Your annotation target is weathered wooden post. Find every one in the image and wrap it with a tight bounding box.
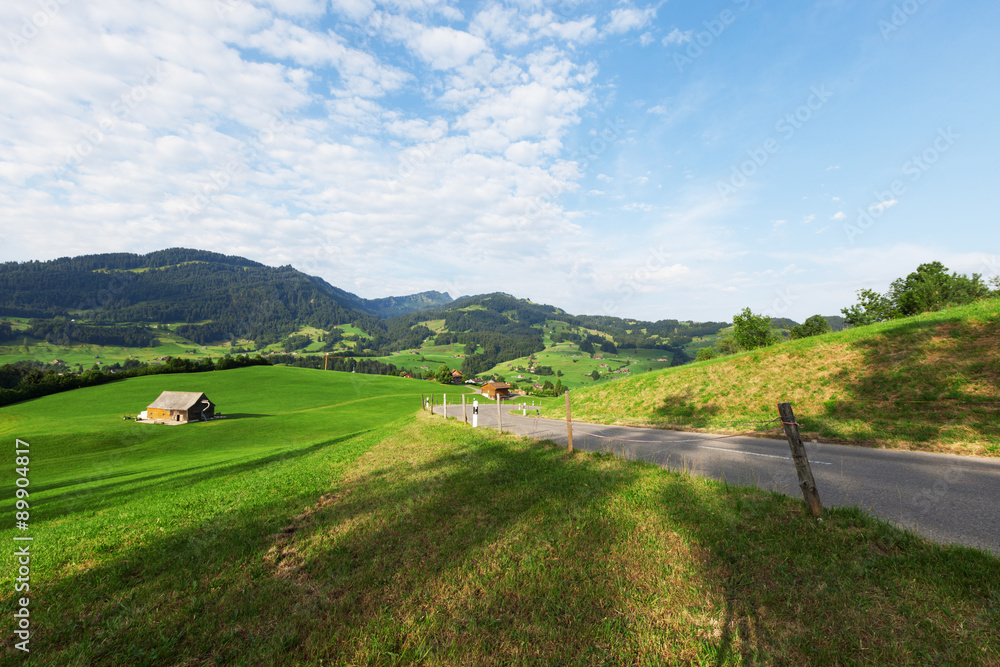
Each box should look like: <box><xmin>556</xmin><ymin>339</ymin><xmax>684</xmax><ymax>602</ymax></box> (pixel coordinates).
<box><xmin>463</xmin><ymin>394</ymin><xmax>467</xmax><ymax>424</ymax></box>
<box><xmin>443</xmin><ymin>393</ymin><xmax>447</xmax><ymax>419</ymax></box>
<box><xmin>777</xmin><ymin>402</ymin><xmax>823</xmax><ymax>517</ymax></box>
<box><xmin>565</xmin><ymin>391</ymin><xmax>574</xmax><ymax>453</ymax></box>
<box><xmin>497</xmin><ymin>396</ymin><xmax>503</xmax><ymax>433</ymax></box>
<box><xmin>421</xmin><ymin>393</ymin><xmax>424</xmax><ymax>411</ymax></box>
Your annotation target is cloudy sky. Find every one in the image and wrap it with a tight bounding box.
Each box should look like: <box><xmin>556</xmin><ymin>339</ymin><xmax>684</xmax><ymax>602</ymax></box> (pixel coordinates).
<box><xmin>1</xmin><ymin>0</ymin><xmax>997</xmax><ymax>322</ymax></box>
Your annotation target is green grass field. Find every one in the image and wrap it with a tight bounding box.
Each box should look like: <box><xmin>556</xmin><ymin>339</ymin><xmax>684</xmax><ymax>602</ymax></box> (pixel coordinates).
<box><xmin>2</xmin><ymin>384</ymin><xmax>997</xmax><ymax>664</ymax></box>
<box><xmin>543</xmin><ymin>298</ymin><xmax>1000</xmax><ymax>457</ymax></box>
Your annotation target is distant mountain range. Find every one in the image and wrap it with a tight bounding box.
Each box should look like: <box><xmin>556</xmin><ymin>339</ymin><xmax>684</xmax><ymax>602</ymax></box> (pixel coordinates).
<box><xmin>0</xmin><ymin>248</ymin><xmax>797</xmax><ymax>375</ymax></box>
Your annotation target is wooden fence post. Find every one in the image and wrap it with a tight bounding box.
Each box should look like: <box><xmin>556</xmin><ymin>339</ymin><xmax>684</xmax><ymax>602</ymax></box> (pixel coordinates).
<box><xmin>565</xmin><ymin>391</ymin><xmax>574</xmax><ymax>453</ymax></box>
<box><xmin>421</xmin><ymin>393</ymin><xmax>424</xmax><ymax>411</ymax></box>
<box><xmin>463</xmin><ymin>394</ymin><xmax>467</xmax><ymax>424</ymax></box>
<box><xmin>777</xmin><ymin>402</ymin><xmax>823</xmax><ymax>517</ymax></box>
<box><xmin>443</xmin><ymin>394</ymin><xmax>447</xmax><ymax>419</ymax></box>
<box><xmin>497</xmin><ymin>396</ymin><xmax>503</xmax><ymax>433</ymax></box>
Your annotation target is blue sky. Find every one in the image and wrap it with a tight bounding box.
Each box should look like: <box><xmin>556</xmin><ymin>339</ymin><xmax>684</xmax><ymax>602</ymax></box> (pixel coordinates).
<box><xmin>1</xmin><ymin>0</ymin><xmax>997</xmax><ymax>322</ymax></box>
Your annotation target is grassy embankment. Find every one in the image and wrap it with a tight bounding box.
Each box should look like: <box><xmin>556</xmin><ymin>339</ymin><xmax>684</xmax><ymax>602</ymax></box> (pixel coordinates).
<box><xmin>1</xmin><ymin>366</ymin><xmax>998</xmax><ymax>664</ymax></box>
<box><xmin>540</xmin><ymin>298</ymin><xmax>1000</xmax><ymax>457</ymax></box>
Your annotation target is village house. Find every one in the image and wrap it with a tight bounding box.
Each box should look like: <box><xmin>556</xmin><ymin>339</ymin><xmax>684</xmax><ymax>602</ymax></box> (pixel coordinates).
<box><xmin>481</xmin><ymin>380</ymin><xmax>510</xmax><ymax>400</ymax></box>
<box><xmin>142</xmin><ymin>391</ymin><xmax>215</xmax><ymax>424</ymax></box>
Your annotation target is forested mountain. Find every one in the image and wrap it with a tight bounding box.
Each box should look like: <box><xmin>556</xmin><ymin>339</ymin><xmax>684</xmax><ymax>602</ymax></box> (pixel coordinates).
<box><xmin>0</xmin><ymin>249</ymin><xmax>450</xmax><ymax>345</ymax></box>
<box><xmin>0</xmin><ymin>249</ymin><xmax>723</xmax><ymax>373</ymax></box>
<box><xmin>364</xmin><ymin>291</ymin><xmax>453</xmax><ymax>318</ymax></box>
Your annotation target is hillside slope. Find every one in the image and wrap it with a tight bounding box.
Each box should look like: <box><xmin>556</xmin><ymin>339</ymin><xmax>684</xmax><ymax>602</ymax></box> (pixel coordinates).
<box><xmin>546</xmin><ymin>298</ymin><xmax>1000</xmax><ymax>457</ymax></box>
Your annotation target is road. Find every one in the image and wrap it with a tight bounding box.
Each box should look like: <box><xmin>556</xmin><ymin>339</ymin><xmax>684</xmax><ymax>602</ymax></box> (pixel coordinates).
<box><xmin>435</xmin><ymin>401</ymin><xmax>1000</xmax><ymax>555</ymax></box>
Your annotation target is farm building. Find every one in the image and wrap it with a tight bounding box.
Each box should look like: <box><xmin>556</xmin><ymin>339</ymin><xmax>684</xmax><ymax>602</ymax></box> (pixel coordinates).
<box><xmin>144</xmin><ymin>391</ymin><xmax>216</xmax><ymax>423</ymax></box>
<box><xmin>481</xmin><ymin>381</ymin><xmax>510</xmax><ymax>400</ymax></box>
<box><xmin>450</xmin><ymin>369</ymin><xmax>463</xmax><ymax>381</ymax></box>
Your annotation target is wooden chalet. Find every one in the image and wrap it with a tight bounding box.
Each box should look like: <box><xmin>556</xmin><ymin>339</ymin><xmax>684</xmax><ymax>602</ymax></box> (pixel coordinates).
<box><xmin>450</xmin><ymin>369</ymin><xmax>463</xmax><ymax>381</ymax></box>
<box><xmin>481</xmin><ymin>381</ymin><xmax>510</xmax><ymax>400</ymax></box>
<box><xmin>145</xmin><ymin>391</ymin><xmax>215</xmax><ymax>423</ymax></box>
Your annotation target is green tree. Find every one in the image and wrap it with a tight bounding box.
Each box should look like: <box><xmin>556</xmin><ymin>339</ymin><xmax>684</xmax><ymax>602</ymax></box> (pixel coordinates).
<box><xmin>590</xmin><ymin>369</ymin><xmax>600</xmax><ymax>381</ymax></box>
<box><xmin>731</xmin><ymin>308</ymin><xmax>778</xmax><ymax>350</ymax></box>
<box><xmin>890</xmin><ymin>262</ymin><xmax>990</xmax><ymax>316</ymax></box>
<box><xmin>789</xmin><ymin>315</ymin><xmax>831</xmax><ymax>340</ymax></box>
<box><xmin>842</xmin><ymin>288</ymin><xmax>896</xmax><ymax>326</ymax></box>
<box><xmin>696</xmin><ymin>346</ymin><xmax>717</xmax><ymax>361</ymax></box>
<box><xmin>434</xmin><ymin>364</ymin><xmax>452</xmax><ymax>384</ymax></box>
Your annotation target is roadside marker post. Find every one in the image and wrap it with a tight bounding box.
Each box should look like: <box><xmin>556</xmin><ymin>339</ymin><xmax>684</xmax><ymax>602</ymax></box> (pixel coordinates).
<box><xmin>472</xmin><ymin>399</ymin><xmax>479</xmax><ymax>428</ymax></box>
<box><xmin>463</xmin><ymin>394</ymin><xmax>467</xmax><ymax>424</ymax></box>
<box><xmin>443</xmin><ymin>394</ymin><xmax>447</xmax><ymax>419</ymax></box>
<box><xmin>497</xmin><ymin>396</ymin><xmax>503</xmax><ymax>433</ymax></box>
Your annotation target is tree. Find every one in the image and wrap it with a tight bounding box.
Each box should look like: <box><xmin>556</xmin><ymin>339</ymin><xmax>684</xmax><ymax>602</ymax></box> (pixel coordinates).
<box><xmin>731</xmin><ymin>308</ymin><xmax>778</xmax><ymax>350</ymax></box>
<box><xmin>434</xmin><ymin>364</ymin><xmax>452</xmax><ymax>384</ymax></box>
<box><xmin>590</xmin><ymin>369</ymin><xmax>600</xmax><ymax>381</ymax></box>
<box><xmin>842</xmin><ymin>262</ymin><xmax>994</xmax><ymax>327</ymax></box>
<box><xmin>841</xmin><ymin>288</ymin><xmax>896</xmax><ymax>326</ymax></box>
<box><xmin>696</xmin><ymin>347</ymin><xmax>717</xmax><ymax>361</ymax></box>
<box><xmin>789</xmin><ymin>315</ymin><xmax>831</xmax><ymax>340</ymax></box>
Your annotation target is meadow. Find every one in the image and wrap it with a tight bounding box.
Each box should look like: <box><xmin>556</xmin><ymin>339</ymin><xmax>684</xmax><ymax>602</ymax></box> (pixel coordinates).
<box><xmin>0</xmin><ymin>366</ymin><xmax>997</xmax><ymax>664</ymax></box>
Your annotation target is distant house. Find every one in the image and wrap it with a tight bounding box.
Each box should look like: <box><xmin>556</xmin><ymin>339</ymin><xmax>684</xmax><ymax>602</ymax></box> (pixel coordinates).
<box><xmin>481</xmin><ymin>381</ymin><xmax>510</xmax><ymax>400</ymax></box>
<box><xmin>145</xmin><ymin>391</ymin><xmax>215</xmax><ymax>423</ymax></box>
<box><xmin>451</xmin><ymin>369</ymin><xmax>463</xmax><ymax>381</ymax></box>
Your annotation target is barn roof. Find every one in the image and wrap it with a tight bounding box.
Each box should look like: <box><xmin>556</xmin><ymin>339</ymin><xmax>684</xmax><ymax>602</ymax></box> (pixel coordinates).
<box><xmin>485</xmin><ymin>381</ymin><xmax>510</xmax><ymax>389</ymax></box>
<box><xmin>147</xmin><ymin>391</ymin><xmax>212</xmax><ymax>410</ymax></box>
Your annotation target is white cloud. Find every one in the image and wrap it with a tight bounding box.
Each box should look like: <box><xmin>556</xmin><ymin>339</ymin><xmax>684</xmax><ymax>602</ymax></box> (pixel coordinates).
<box><xmin>802</xmin><ymin>214</ymin><xmax>816</xmax><ymax>224</ymax></box>
<box><xmin>604</xmin><ymin>6</ymin><xmax>657</xmax><ymax>35</ymax></box>
<box><xmin>869</xmin><ymin>199</ymin><xmax>898</xmax><ymax>213</ymax></box>
<box><xmin>662</xmin><ymin>28</ymin><xmax>693</xmax><ymax>45</ymax></box>
<box><xmin>831</xmin><ymin>211</ymin><xmax>846</xmax><ymax>220</ymax></box>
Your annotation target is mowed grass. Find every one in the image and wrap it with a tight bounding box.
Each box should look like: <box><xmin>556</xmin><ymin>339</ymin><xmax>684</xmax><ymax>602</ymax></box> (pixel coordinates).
<box><xmin>2</xmin><ymin>407</ymin><xmax>997</xmax><ymax>665</ymax></box>
<box><xmin>545</xmin><ymin>299</ymin><xmax>1000</xmax><ymax>457</ymax></box>
<box><xmin>0</xmin><ymin>367</ymin><xmax>472</xmax><ymax>631</ymax></box>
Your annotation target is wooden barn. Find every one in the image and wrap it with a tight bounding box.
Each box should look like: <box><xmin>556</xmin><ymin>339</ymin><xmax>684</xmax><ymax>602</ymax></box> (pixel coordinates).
<box><xmin>481</xmin><ymin>381</ymin><xmax>510</xmax><ymax>400</ymax></box>
<box><xmin>145</xmin><ymin>391</ymin><xmax>216</xmax><ymax>423</ymax></box>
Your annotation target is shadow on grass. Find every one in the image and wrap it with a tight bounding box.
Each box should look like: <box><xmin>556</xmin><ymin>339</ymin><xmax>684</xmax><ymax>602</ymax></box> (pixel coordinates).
<box><xmin>653</xmin><ymin>391</ymin><xmax>721</xmax><ymax>427</ymax></box>
<box><xmin>17</xmin><ymin>420</ymin><xmax>1000</xmax><ymax>665</ymax></box>
<box><xmin>214</xmin><ymin>413</ymin><xmax>271</xmax><ymax>419</ymax></box>
<box><xmin>648</xmin><ymin>474</ymin><xmax>1000</xmax><ymax>665</ymax></box>
<box><xmin>22</xmin><ymin>425</ymin><xmax>650</xmax><ymax>665</ymax></box>
<box><xmin>815</xmin><ymin>314</ymin><xmax>1000</xmax><ymax>448</ymax></box>
<box><xmin>37</xmin><ymin>431</ymin><xmax>370</xmax><ymax>523</ymax></box>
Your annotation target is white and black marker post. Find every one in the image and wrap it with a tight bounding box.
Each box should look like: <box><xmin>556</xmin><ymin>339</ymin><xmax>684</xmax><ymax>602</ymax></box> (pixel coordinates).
<box><xmin>472</xmin><ymin>399</ymin><xmax>479</xmax><ymax>428</ymax></box>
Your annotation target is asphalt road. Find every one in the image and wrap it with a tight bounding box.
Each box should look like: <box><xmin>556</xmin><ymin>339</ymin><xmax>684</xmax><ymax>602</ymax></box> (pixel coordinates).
<box><xmin>435</xmin><ymin>401</ymin><xmax>1000</xmax><ymax>555</ymax></box>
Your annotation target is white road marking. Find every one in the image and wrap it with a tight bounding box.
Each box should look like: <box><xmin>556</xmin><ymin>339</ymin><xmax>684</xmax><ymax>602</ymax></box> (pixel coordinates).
<box><xmin>698</xmin><ymin>445</ymin><xmax>833</xmax><ymax>465</ymax></box>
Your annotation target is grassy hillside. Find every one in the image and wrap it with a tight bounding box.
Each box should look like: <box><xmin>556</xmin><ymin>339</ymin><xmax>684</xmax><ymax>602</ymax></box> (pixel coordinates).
<box><xmin>2</xmin><ymin>392</ymin><xmax>997</xmax><ymax>663</ymax></box>
<box><xmin>543</xmin><ymin>298</ymin><xmax>1000</xmax><ymax>457</ymax></box>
